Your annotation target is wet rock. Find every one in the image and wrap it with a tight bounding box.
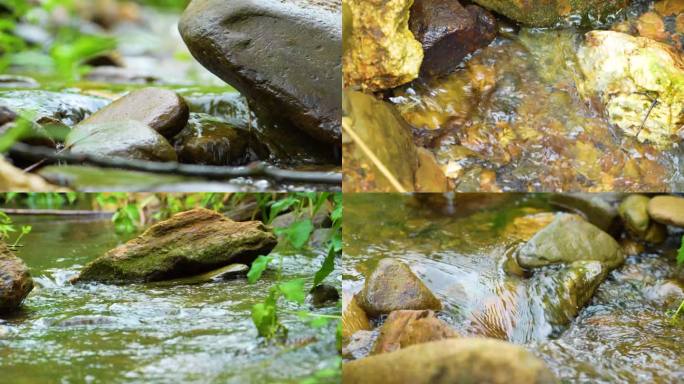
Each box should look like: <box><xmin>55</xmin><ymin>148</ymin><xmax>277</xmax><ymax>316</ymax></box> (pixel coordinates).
<box><xmin>549</xmin><ymin>193</ymin><xmax>620</xmax><ymax>233</ymax></box>
<box><xmin>0</xmin><ymin>75</ymin><xmax>38</xmax><ymax>89</ymax></box>
<box><xmin>78</xmin><ymin>88</ymin><xmax>189</xmax><ymax>139</ymax></box>
<box><xmin>648</xmin><ymin>195</ymin><xmax>684</xmax><ymax>227</ymax></box>
<box><xmin>576</xmin><ymin>31</ymin><xmax>684</xmax><ymax>147</ymax></box>
<box><xmin>0</xmin><ymin>157</ymin><xmax>62</xmax><ymax>191</ymax></box>
<box><xmin>0</xmin><ymin>91</ymin><xmax>109</xmax><ymax>127</ymax></box>
<box><xmin>343</xmin><ymin>0</ymin><xmax>423</xmax><ymax>91</ymax></box>
<box><xmin>73</xmin><ymin>208</ymin><xmax>277</xmax><ymax>284</ymax></box>
<box><xmin>0</xmin><ymin>106</ymin><xmax>16</xmax><ymax>126</ymax></box>
<box><xmin>174</xmin><ymin>113</ymin><xmax>260</xmax><ymax>166</ymax></box>
<box><xmin>517</xmin><ymin>214</ymin><xmax>624</xmax><ymax>270</ymax></box>
<box><xmin>37</xmin><ymin>165</ymin><xmax>193</xmax><ymax>192</ymax></box>
<box><xmin>179</xmin><ymin>0</ymin><xmax>341</xmax><ymax>145</ymax></box>
<box><xmin>271</xmin><ymin>206</ymin><xmax>331</xmax><ymax>229</ymax></box>
<box><xmin>506</xmin><ymin>212</ymin><xmax>556</xmax><ymax>242</ymax></box>
<box><xmin>342</xmin><ymin>90</ymin><xmax>418</xmax><ymax>192</ymax></box>
<box><xmin>310</xmin><ymin>284</ymin><xmax>340</xmax><ymax>307</ymax></box>
<box><xmin>372</xmin><ymin>310</ymin><xmax>458</xmax><ymax>355</ymax></box>
<box><xmin>65</xmin><ymin>121</ymin><xmax>178</xmax><ymax>162</ymax></box>
<box><xmin>356</xmin><ymin>258</ymin><xmax>442</xmax><ymax>317</ymax></box>
<box><xmin>343</xmin><ymin>296</ymin><xmax>372</xmax><ymax>338</ymax></box>
<box><xmin>85</xmin><ymin>66</ymin><xmax>158</xmax><ymax>84</ymax></box>
<box><xmin>0</xmin><ymin>242</ymin><xmax>34</xmax><ymax>313</ymax></box>
<box><xmin>619</xmin><ymin>194</ymin><xmax>667</xmax><ymax>243</ymax></box>
<box><xmin>149</xmin><ymin>263</ymin><xmax>250</xmax><ymax>287</ymax></box>
<box><xmin>535</xmin><ymin>261</ymin><xmax>607</xmax><ymax>327</ymax></box>
<box><xmin>309</xmin><ymin>228</ymin><xmax>332</xmax><ymax>249</ymax></box>
<box><xmin>415</xmin><ymin>147</ymin><xmax>448</xmax><ymax>192</ymax></box>
<box><xmin>343</xmin><ymin>330</ymin><xmax>374</xmax><ymax>359</ymax></box>
<box><xmin>409</xmin><ymin>0</ymin><xmax>496</xmax><ymax>78</ymax></box>
<box><xmin>471</xmin><ymin>0</ymin><xmax>627</xmax><ymax>27</ymax></box>
<box><xmin>643</xmin><ymin>279</ymin><xmax>684</xmax><ymax>306</ymax></box>
<box><xmin>343</xmin><ymin>338</ymin><xmax>559</xmax><ymax>384</ymax></box>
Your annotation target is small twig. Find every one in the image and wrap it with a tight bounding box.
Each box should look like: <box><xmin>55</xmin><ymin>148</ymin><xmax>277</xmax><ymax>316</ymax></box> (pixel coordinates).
<box><xmin>635</xmin><ymin>97</ymin><xmax>659</xmax><ymax>140</ymax></box>
<box><xmin>9</xmin><ymin>142</ymin><xmax>342</xmax><ymax>185</ymax></box>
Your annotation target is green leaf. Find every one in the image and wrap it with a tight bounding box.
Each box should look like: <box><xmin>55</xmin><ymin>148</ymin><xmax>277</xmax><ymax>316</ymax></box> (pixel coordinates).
<box><xmin>313</xmin><ymin>246</ymin><xmax>337</xmax><ymax>287</ymax></box>
<box><xmin>331</xmin><ymin>193</ymin><xmax>342</xmax><ymax>223</ymax></box>
<box><xmin>278</xmin><ymin>219</ymin><xmax>314</xmax><ymax>249</ymax></box>
<box><xmin>278</xmin><ymin>278</ymin><xmax>306</xmax><ymax>304</ymax></box>
<box><xmin>269</xmin><ymin>197</ymin><xmax>297</xmax><ymax>224</ymax></box>
<box><xmin>677</xmin><ymin>235</ymin><xmax>684</xmax><ymax>265</ymax></box>
<box><xmin>247</xmin><ymin>255</ymin><xmax>273</xmax><ymax>284</ymax></box>
<box><xmin>251</xmin><ymin>289</ymin><xmax>280</xmax><ymax>338</ymax></box>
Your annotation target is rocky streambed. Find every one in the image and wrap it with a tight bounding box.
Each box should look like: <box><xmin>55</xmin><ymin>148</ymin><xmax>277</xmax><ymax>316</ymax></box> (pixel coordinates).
<box><xmin>343</xmin><ymin>0</ymin><xmax>684</xmax><ymax>192</ymax></box>
<box><xmin>0</xmin><ymin>209</ymin><xmax>339</xmax><ymax>383</ymax></box>
<box><xmin>0</xmin><ymin>1</ymin><xmax>341</xmax><ymax>192</ymax></box>
<box><xmin>342</xmin><ymin>193</ymin><xmax>684</xmax><ymax>383</ymax></box>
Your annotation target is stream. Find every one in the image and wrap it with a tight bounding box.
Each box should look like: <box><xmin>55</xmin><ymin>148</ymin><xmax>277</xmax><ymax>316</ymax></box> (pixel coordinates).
<box><xmin>0</xmin><ymin>215</ymin><xmax>339</xmax><ymax>383</ymax></box>
<box><xmin>343</xmin><ymin>193</ymin><xmax>684</xmax><ymax>383</ymax></box>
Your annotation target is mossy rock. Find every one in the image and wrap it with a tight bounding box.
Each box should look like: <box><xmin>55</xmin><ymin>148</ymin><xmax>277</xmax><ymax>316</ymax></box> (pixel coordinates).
<box><xmin>73</xmin><ymin>208</ymin><xmax>277</xmax><ymax>284</ymax></box>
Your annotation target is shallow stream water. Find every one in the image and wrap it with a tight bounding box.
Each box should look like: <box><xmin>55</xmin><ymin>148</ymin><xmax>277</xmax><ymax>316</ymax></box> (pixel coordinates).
<box><xmin>343</xmin><ymin>193</ymin><xmax>684</xmax><ymax>383</ymax></box>
<box><xmin>0</xmin><ymin>216</ymin><xmax>339</xmax><ymax>383</ymax></box>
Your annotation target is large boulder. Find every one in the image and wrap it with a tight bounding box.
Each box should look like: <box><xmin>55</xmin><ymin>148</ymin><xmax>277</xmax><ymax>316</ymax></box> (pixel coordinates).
<box><xmin>356</xmin><ymin>258</ymin><xmax>442</xmax><ymax>317</ymax></box>
<box><xmin>77</xmin><ymin>88</ymin><xmax>189</xmax><ymax>139</ymax></box>
<box><xmin>179</xmin><ymin>0</ymin><xmax>341</xmax><ymax>145</ymax></box>
<box><xmin>471</xmin><ymin>0</ymin><xmax>627</xmax><ymax>27</ymax></box>
<box><xmin>343</xmin><ymin>338</ymin><xmax>559</xmax><ymax>384</ymax></box>
<box><xmin>343</xmin><ymin>0</ymin><xmax>423</xmax><ymax>91</ymax></box>
<box><xmin>0</xmin><ymin>242</ymin><xmax>34</xmax><ymax>313</ymax></box>
<box><xmin>73</xmin><ymin>208</ymin><xmax>277</xmax><ymax>284</ymax></box>
<box><xmin>371</xmin><ymin>310</ymin><xmax>458</xmax><ymax>354</ymax></box>
<box><xmin>517</xmin><ymin>214</ymin><xmax>624</xmax><ymax>270</ymax></box>
<box><xmin>409</xmin><ymin>0</ymin><xmax>496</xmax><ymax>78</ymax></box>
<box><xmin>65</xmin><ymin>121</ymin><xmax>178</xmax><ymax>162</ymax></box>
<box><xmin>576</xmin><ymin>31</ymin><xmax>684</xmax><ymax>147</ymax></box>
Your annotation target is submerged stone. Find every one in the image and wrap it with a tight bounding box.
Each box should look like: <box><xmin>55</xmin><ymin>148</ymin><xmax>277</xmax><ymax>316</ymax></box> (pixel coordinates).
<box><xmin>73</xmin><ymin>208</ymin><xmax>277</xmax><ymax>284</ymax></box>
<box><xmin>576</xmin><ymin>31</ymin><xmax>684</xmax><ymax>147</ymax></box>
<box><xmin>356</xmin><ymin>258</ymin><xmax>442</xmax><ymax>317</ymax></box>
<box><xmin>65</xmin><ymin>121</ymin><xmax>178</xmax><ymax>162</ymax></box>
<box><xmin>343</xmin><ymin>0</ymin><xmax>423</xmax><ymax>91</ymax></box>
<box><xmin>343</xmin><ymin>338</ymin><xmax>559</xmax><ymax>384</ymax></box>
<box><xmin>409</xmin><ymin>0</ymin><xmax>496</xmax><ymax>78</ymax></box>
<box><xmin>77</xmin><ymin>88</ymin><xmax>189</xmax><ymax>139</ymax></box>
<box><xmin>0</xmin><ymin>242</ymin><xmax>34</xmax><ymax>313</ymax></box>
<box><xmin>179</xmin><ymin>0</ymin><xmax>341</xmax><ymax>145</ymax></box>
<box><xmin>517</xmin><ymin>214</ymin><xmax>623</xmax><ymax>270</ymax></box>
<box><xmin>0</xmin><ymin>90</ymin><xmax>109</xmax><ymax>127</ymax></box>
<box><xmin>371</xmin><ymin>309</ymin><xmax>458</xmax><ymax>355</ymax></box>
<box><xmin>471</xmin><ymin>0</ymin><xmax>627</xmax><ymax>27</ymax></box>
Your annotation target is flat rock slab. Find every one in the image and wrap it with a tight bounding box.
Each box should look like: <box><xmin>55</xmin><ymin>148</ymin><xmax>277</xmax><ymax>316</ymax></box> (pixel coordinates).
<box><xmin>73</xmin><ymin>208</ymin><xmax>277</xmax><ymax>284</ymax></box>
<box><xmin>65</xmin><ymin>121</ymin><xmax>178</xmax><ymax>162</ymax></box>
<box><xmin>179</xmin><ymin>0</ymin><xmax>341</xmax><ymax>145</ymax></box>
<box><xmin>78</xmin><ymin>88</ymin><xmax>189</xmax><ymax>139</ymax></box>
<box><xmin>0</xmin><ymin>242</ymin><xmax>34</xmax><ymax>313</ymax></box>
<box><xmin>343</xmin><ymin>338</ymin><xmax>559</xmax><ymax>384</ymax></box>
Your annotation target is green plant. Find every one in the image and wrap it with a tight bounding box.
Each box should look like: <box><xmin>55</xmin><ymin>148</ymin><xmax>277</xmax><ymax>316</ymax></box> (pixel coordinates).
<box><xmin>248</xmin><ymin>193</ymin><xmax>342</xmax><ymax>342</ymax></box>
<box><xmin>673</xmin><ymin>235</ymin><xmax>684</xmax><ymax>321</ymax></box>
<box><xmin>0</xmin><ymin>210</ymin><xmax>31</xmax><ymax>249</ymax></box>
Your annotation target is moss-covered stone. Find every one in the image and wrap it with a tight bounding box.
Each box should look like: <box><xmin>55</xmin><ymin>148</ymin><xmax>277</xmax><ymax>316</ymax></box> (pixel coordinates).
<box><xmin>576</xmin><ymin>31</ymin><xmax>684</xmax><ymax>147</ymax></box>
<box><xmin>343</xmin><ymin>338</ymin><xmax>559</xmax><ymax>384</ymax></box>
<box><xmin>343</xmin><ymin>0</ymin><xmax>423</xmax><ymax>91</ymax></box>
<box><xmin>517</xmin><ymin>214</ymin><xmax>623</xmax><ymax>270</ymax></box>
<box><xmin>0</xmin><ymin>242</ymin><xmax>33</xmax><ymax>313</ymax></box>
<box><xmin>73</xmin><ymin>208</ymin><xmax>277</xmax><ymax>284</ymax></box>
<box><xmin>472</xmin><ymin>0</ymin><xmax>627</xmax><ymax>27</ymax></box>
<box><xmin>356</xmin><ymin>258</ymin><xmax>442</xmax><ymax>317</ymax></box>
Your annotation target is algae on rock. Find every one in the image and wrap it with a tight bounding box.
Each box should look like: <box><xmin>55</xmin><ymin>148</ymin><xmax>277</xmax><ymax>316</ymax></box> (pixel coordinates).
<box><xmin>343</xmin><ymin>0</ymin><xmax>423</xmax><ymax>91</ymax></box>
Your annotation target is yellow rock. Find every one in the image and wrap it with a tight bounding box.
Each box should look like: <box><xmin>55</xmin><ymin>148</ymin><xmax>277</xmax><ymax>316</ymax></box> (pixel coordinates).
<box><xmin>342</xmin><ymin>295</ymin><xmax>371</xmax><ymax>339</ymax></box>
<box><xmin>577</xmin><ymin>31</ymin><xmax>684</xmax><ymax>147</ymax></box>
<box><xmin>0</xmin><ymin>157</ymin><xmax>64</xmax><ymax>191</ymax></box>
<box><xmin>343</xmin><ymin>0</ymin><xmax>423</xmax><ymax>91</ymax></box>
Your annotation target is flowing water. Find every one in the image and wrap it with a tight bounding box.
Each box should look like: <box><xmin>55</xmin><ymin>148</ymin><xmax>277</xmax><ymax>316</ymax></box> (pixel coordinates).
<box><xmin>343</xmin><ymin>193</ymin><xmax>684</xmax><ymax>383</ymax></box>
<box><xmin>0</xmin><ymin>216</ymin><xmax>339</xmax><ymax>383</ymax></box>
<box><xmin>387</xmin><ymin>1</ymin><xmax>684</xmax><ymax>192</ymax></box>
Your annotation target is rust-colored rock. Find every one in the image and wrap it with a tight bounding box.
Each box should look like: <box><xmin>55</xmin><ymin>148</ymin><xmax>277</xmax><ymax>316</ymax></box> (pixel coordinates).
<box><xmin>372</xmin><ymin>310</ymin><xmax>458</xmax><ymax>354</ymax></box>
<box><xmin>0</xmin><ymin>242</ymin><xmax>33</xmax><ymax>313</ymax></box>
<box><xmin>409</xmin><ymin>0</ymin><xmax>496</xmax><ymax>78</ymax></box>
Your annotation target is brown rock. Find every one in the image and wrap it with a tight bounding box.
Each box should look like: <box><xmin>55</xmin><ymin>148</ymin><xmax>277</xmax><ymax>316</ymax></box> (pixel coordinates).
<box><xmin>648</xmin><ymin>195</ymin><xmax>684</xmax><ymax>227</ymax></box>
<box><xmin>78</xmin><ymin>88</ymin><xmax>189</xmax><ymax>139</ymax></box>
<box><xmin>0</xmin><ymin>242</ymin><xmax>34</xmax><ymax>313</ymax></box>
<box><xmin>356</xmin><ymin>258</ymin><xmax>442</xmax><ymax>317</ymax></box>
<box><xmin>343</xmin><ymin>295</ymin><xmax>372</xmax><ymax>338</ymax></box>
<box><xmin>410</xmin><ymin>0</ymin><xmax>496</xmax><ymax>77</ymax></box>
<box><xmin>372</xmin><ymin>310</ymin><xmax>458</xmax><ymax>354</ymax></box>
<box><xmin>73</xmin><ymin>208</ymin><xmax>277</xmax><ymax>284</ymax></box>
<box><xmin>343</xmin><ymin>338</ymin><xmax>559</xmax><ymax>384</ymax></box>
